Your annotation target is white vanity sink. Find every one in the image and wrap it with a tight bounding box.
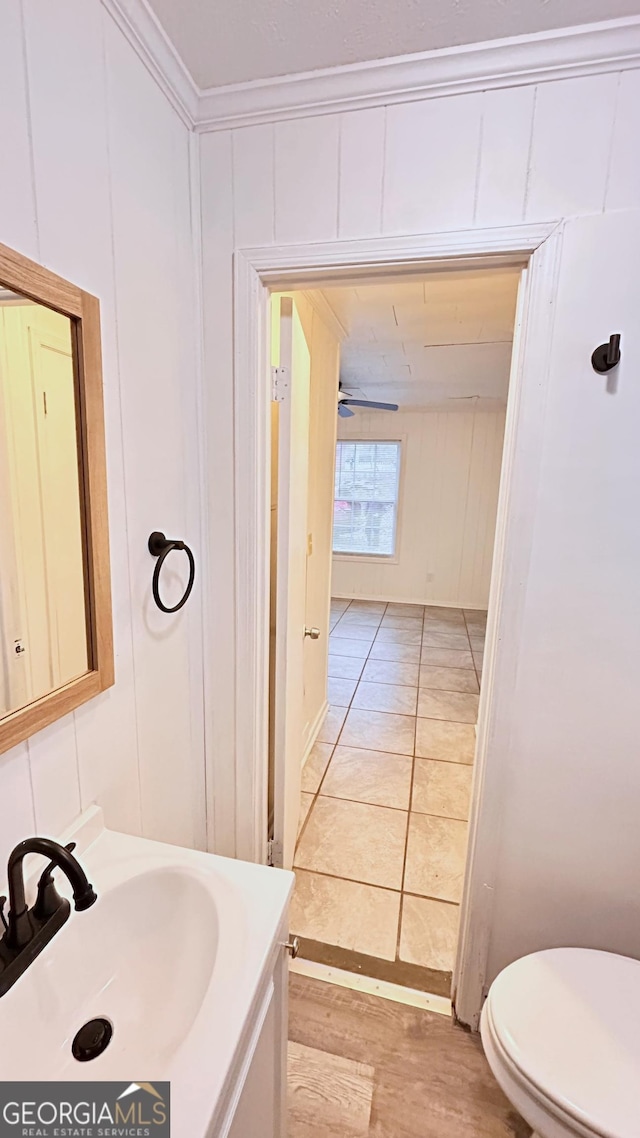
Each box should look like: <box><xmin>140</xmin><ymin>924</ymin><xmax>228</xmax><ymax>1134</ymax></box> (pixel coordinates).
<box><xmin>0</xmin><ymin>808</ymin><xmax>293</xmax><ymax>1138</ymax></box>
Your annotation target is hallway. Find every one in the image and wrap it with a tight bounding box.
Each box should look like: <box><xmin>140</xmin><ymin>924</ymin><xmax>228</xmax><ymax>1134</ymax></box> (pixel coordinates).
<box><xmin>291</xmin><ymin>599</ymin><xmax>486</xmax><ymax>992</ymax></box>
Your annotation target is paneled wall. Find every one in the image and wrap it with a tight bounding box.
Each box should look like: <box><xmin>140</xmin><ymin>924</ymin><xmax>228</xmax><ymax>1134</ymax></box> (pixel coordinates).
<box><xmin>199</xmin><ymin>60</ymin><xmax>640</xmax><ymax>987</ymax></box>
<box><xmin>0</xmin><ymin>0</ymin><xmax>206</xmax><ymax>870</ymax></box>
<box><xmin>332</xmin><ymin>408</ymin><xmax>506</xmax><ymax>609</ymax></box>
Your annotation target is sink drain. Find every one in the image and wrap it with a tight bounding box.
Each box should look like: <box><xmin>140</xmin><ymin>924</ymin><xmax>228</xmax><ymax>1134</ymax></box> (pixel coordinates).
<box><xmin>72</xmin><ymin>1017</ymin><xmax>113</xmax><ymax>1062</ymax></box>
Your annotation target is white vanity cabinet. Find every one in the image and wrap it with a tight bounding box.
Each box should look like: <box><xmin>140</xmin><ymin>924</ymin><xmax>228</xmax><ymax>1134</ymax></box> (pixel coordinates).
<box><xmin>0</xmin><ymin>810</ymin><xmax>295</xmax><ymax>1138</ymax></box>
<box><xmin>216</xmin><ymin>915</ymin><xmax>290</xmax><ymax>1138</ymax></box>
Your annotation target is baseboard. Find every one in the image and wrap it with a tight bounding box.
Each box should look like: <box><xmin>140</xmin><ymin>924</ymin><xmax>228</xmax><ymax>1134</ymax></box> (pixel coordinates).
<box><xmin>332</xmin><ymin>594</ymin><xmax>487</xmax><ymax>611</ymax></box>
<box><xmin>301</xmin><ymin>699</ymin><xmax>329</xmax><ymax>767</ymax></box>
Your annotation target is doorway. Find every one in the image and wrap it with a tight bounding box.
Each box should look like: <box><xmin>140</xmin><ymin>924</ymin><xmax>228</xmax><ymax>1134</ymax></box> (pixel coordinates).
<box><xmin>231</xmin><ymin>221</ymin><xmax>559</xmax><ymax>1025</ymax></box>
<box><xmin>270</xmin><ymin>266</ymin><xmax>521</xmax><ymax>997</ymax></box>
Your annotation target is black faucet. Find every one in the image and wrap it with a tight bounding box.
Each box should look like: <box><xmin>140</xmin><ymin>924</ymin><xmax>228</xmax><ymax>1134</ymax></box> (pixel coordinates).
<box><xmin>0</xmin><ymin>837</ymin><xmax>97</xmax><ymax>998</ymax></box>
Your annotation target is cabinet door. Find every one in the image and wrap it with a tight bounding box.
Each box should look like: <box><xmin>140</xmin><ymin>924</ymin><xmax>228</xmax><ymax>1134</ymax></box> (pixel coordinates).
<box><xmin>227</xmin><ymin>982</ymin><xmax>278</xmax><ymax>1138</ymax></box>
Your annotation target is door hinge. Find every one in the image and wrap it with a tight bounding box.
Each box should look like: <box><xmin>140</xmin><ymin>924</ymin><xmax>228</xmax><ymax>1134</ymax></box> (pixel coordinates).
<box><xmin>267</xmin><ymin>838</ymin><xmax>283</xmax><ymax>868</ymax></box>
<box><xmin>271</xmin><ymin>366</ymin><xmax>289</xmax><ymax>402</ymax></box>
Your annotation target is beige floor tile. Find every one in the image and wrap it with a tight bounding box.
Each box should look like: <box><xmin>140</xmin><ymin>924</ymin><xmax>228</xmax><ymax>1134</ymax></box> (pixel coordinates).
<box><xmin>352</xmin><ymin>680</ymin><xmax>417</xmax><ymax>715</ymax></box>
<box><xmin>420</xmin><ymin>646</ymin><xmax>474</xmax><ymax>669</ymax></box>
<box><xmin>328</xmin><ymin>676</ymin><xmax>358</xmax><ymax>707</ymax></box>
<box><xmin>399</xmin><ymin>895</ymin><xmax>460</xmax><ymax>971</ymax></box>
<box><xmin>361</xmin><ymin>658</ymin><xmax>419</xmax><ymax>687</ymax></box>
<box><xmin>417</xmin><ymin>688</ymin><xmax>479</xmax><ymax>724</ymax></box>
<box><xmin>404</xmin><ymin>813</ymin><xmax>468</xmax><ymax>902</ymax></box>
<box><xmin>369</xmin><ymin>640</ymin><xmax>421</xmax><ymax>664</ymax></box>
<box><xmin>424</xmin><ymin>606</ymin><xmax>465</xmax><ymax>623</ymax></box>
<box><xmin>329</xmin><ymin>636</ymin><xmax>371</xmax><ymax>659</ymax></box>
<box><xmin>412</xmin><ymin>759</ymin><xmax>472</xmax><ymax>820</ymax></box>
<box><xmin>332</xmin><ymin>623</ymin><xmax>376</xmax><ymax>642</ymax></box>
<box><xmin>466</xmin><ymin>627</ymin><xmax>487</xmax><ymax>643</ymax></box>
<box><xmin>322</xmin><ymin>746</ymin><xmax>413</xmax><ymax>809</ymax></box>
<box><xmin>297</xmin><ymin>792</ymin><xmax>315</xmax><ymax>836</ymax></box>
<box><xmin>294</xmin><ymin>797</ymin><xmax>407</xmax><ymax>888</ymax></box>
<box><xmin>464</xmin><ymin>609</ymin><xmax>487</xmax><ymax>629</ymax></box>
<box><xmin>317</xmin><ymin>705</ymin><xmax>348</xmax><ymax>744</ymax></box>
<box><xmin>347</xmin><ymin>600</ymin><xmax>386</xmax><ymax>613</ymax></box>
<box><xmin>380</xmin><ymin>615</ymin><xmax>424</xmax><ymax>631</ymax></box>
<box><xmin>288</xmin><ymin>1040</ymin><xmax>375</xmax><ymax>1136</ymax></box>
<box><xmin>340</xmin><ymin>708</ymin><xmax>415</xmax><ymax>756</ymax></box>
<box><xmin>422</xmin><ymin>628</ymin><xmax>470</xmax><ymax>650</ymax></box>
<box><xmin>290</xmin><ymin>871</ymin><xmax>400</xmax><ymax>960</ymax></box>
<box><xmin>301</xmin><ymin>741</ymin><xmax>334</xmax><ymax>792</ymax></box>
<box><xmin>385</xmin><ymin>603</ymin><xmax>424</xmax><ymax>616</ymax></box>
<box><xmin>330</xmin><ymin>598</ymin><xmax>350</xmax><ymax>612</ymax></box>
<box><xmin>328</xmin><ymin>654</ymin><xmax>364</xmax><ymax>680</ymax></box>
<box><xmin>419</xmin><ymin>665</ymin><xmax>479</xmax><ymax>694</ymax></box>
<box><xmin>375</xmin><ymin>627</ymin><xmax>422</xmax><ymax>646</ymax></box>
<box><xmin>469</xmin><ymin>634</ymin><xmax>486</xmax><ymax>655</ymax></box>
<box><xmin>423</xmin><ymin>623</ymin><xmax>469</xmax><ymax>643</ymax></box>
<box><xmin>415</xmin><ymin>718</ymin><xmax>476</xmax><ymax>764</ymax></box>
<box><xmin>337</xmin><ymin>612</ymin><xmax>382</xmax><ymax>628</ymax></box>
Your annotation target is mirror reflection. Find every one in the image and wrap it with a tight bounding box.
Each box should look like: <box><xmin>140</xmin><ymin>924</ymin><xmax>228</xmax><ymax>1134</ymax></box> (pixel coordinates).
<box><xmin>0</xmin><ymin>287</ymin><xmax>89</xmax><ymax>718</ymax></box>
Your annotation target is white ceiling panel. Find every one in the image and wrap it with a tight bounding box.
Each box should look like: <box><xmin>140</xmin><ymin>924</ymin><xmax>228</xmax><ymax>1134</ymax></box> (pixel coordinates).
<box><xmin>148</xmin><ymin>0</ymin><xmax>640</xmax><ymax>89</ymax></box>
<box><xmin>324</xmin><ymin>268</ymin><xmax>520</xmax><ymax>411</ymax></box>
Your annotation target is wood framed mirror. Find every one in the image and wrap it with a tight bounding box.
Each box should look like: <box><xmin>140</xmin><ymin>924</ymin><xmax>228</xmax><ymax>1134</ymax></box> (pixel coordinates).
<box><xmin>0</xmin><ymin>242</ymin><xmax>113</xmax><ymax>754</ymax></box>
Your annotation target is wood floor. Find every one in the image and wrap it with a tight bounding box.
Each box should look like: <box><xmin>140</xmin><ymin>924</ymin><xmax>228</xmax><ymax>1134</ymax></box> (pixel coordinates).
<box><xmin>288</xmin><ymin>974</ymin><xmax>532</xmax><ymax>1138</ymax></box>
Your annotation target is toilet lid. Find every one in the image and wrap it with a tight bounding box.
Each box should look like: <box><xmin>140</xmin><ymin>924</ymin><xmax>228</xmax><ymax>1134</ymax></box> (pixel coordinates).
<box><xmin>486</xmin><ymin>948</ymin><xmax>640</xmax><ymax>1138</ymax></box>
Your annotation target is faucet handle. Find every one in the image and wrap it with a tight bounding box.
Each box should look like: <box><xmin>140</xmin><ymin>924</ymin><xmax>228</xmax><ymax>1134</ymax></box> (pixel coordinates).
<box><xmin>33</xmin><ymin>842</ymin><xmax>76</xmax><ymax>921</ymax></box>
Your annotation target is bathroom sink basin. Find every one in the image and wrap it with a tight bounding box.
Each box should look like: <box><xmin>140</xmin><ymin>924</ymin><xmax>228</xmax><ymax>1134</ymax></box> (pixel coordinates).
<box><xmin>0</xmin><ymin>808</ymin><xmax>293</xmax><ymax>1137</ymax></box>
<box><xmin>0</xmin><ymin>867</ymin><xmax>220</xmax><ymax>1076</ymax></box>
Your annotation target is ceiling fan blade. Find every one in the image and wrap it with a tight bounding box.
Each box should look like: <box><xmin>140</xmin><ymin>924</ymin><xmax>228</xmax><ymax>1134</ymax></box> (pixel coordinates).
<box><xmin>338</xmin><ymin>403</ymin><xmax>355</xmax><ymax>418</ymax></box>
<box><xmin>341</xmin><ymin>399</ymin><xmax>399</xmax><ymax>412</ymax></box>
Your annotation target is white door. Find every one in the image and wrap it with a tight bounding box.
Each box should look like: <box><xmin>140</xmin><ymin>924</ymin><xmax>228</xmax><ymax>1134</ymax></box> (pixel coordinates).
<box><xmin>272</xmin><ymin>296</ymin><xmax>311</xmax><ymax>869</ymax></box>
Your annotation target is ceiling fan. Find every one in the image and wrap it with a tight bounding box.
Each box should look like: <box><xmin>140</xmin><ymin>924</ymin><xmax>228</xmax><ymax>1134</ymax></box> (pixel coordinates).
<box><xmin>338</xmin><ymin>381</ymin><xmax>399</xmax><ymax>419</ymax></box>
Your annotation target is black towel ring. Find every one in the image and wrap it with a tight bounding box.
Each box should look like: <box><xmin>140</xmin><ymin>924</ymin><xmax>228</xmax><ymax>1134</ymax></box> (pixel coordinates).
<box><xmin>148</xmin><ymin>531</ymin><xmax>195</xmax><ymax>613</ymax></box>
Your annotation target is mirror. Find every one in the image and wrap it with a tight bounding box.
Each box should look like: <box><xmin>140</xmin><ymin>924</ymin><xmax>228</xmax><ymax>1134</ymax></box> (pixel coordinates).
<box><xmin>0</xmin><ymin>243</ymin><xmax>113</xmax><ymax>753</ymax></box>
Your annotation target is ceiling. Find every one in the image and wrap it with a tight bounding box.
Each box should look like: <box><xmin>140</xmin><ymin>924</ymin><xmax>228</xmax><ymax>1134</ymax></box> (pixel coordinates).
<box><xmin>322</xmin><ymin>268</ymin><xmax>520</xmax><ymax>411</ymax></box>
<box><xmin>147</xmin><ymin>0</ymin><xmax>640</xmax><ymax>88</ymax></box>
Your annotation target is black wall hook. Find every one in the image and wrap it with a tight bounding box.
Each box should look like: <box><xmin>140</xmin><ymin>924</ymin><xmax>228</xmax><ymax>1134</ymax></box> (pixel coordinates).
<box><xmin>148</xmin><ymin>531</ymin><xmax>195</xmax><ymax>613</ymax></box>
<box><xmin>591</xmin><ymin>334</ymin><xmax>621</xmax><ymax>374</ymax></box>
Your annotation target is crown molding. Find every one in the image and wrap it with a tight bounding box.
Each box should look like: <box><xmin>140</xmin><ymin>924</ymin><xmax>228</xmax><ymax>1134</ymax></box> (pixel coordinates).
<box><xmin>100</xmin><ymin>4</ymin><xmax>640</xmax><ymax>136</ymax></box>
<box><xmin>101</xmin><ymin>0</ymin><xmax>199</xmax><ymax>127</ymax></box>
<box><xmin>196</xmin><ymin>16</ymin><xmax>640</xmax><ymax>132</ymax></box>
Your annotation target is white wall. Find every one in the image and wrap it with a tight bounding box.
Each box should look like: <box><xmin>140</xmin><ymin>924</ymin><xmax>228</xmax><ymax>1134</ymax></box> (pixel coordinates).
<box><xmin>0</xmin><ymin>0</ymin><xmax>206</xmax><ymax>869</ymax></box>
<box><xmin>332</xmin><ymin>407</ymin><xmax>506</xmax><ymax>609</ymax></box>
<box><xmin>199</xmin><ymin>61</ymin><xmax>640</xmax><ymax>978</ymax></box>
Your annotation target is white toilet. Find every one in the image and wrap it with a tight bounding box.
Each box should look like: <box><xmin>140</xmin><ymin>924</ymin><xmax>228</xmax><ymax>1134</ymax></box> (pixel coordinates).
<box><xmin>481</xmin><ymin>947</ymin><xmax>640</xmax><ymax>1138</ymax></box>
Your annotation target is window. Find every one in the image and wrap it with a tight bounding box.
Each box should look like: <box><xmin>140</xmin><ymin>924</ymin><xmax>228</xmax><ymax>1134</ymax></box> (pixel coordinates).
<box><xmin>333</xmin><ymin>441</ymin><xmax>401</xmax><ymax>556</ymax></box>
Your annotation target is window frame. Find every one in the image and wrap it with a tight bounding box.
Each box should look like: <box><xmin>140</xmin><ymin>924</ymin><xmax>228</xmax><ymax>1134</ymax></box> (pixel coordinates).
<box><xmin>332</xmin><ymin>436</ymin><xmax>404</xmax><ymax>562</ymax></box>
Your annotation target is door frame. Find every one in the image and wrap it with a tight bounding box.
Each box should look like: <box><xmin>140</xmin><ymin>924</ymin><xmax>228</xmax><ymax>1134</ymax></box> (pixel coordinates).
<box><xmin>230</xmin><ymin>220</ymin><xmax>562</xmax><ymax>1027</ymax></box>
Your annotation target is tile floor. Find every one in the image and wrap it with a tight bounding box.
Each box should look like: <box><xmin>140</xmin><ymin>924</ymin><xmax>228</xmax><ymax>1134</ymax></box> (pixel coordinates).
<box><xmin>291</xmin><ymin>597</ymin><xmax>486</xmax><ymax>985</ymax></box>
